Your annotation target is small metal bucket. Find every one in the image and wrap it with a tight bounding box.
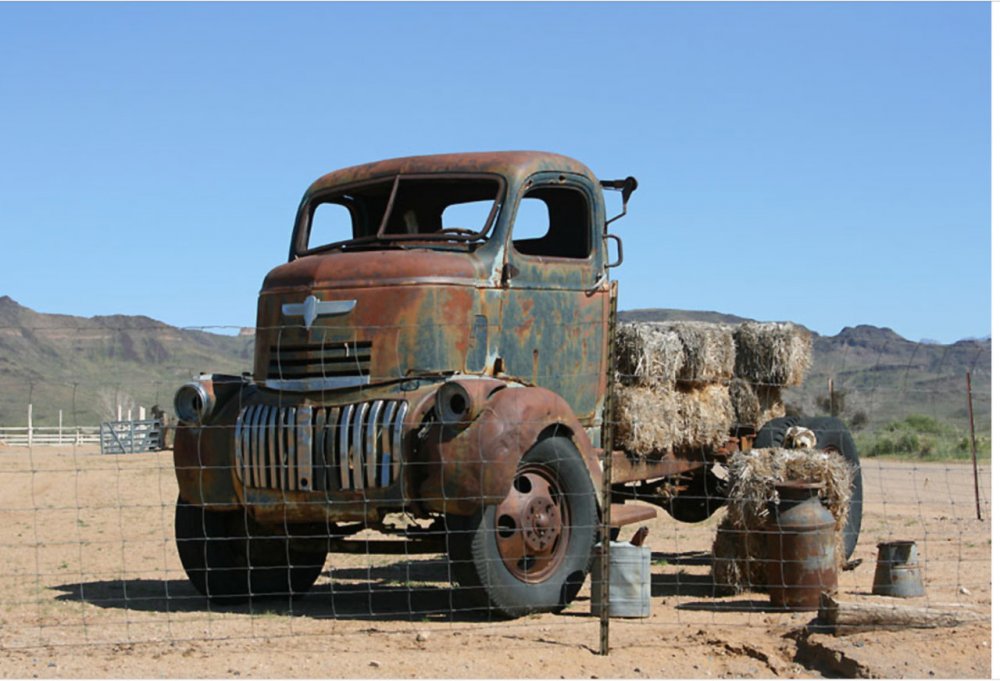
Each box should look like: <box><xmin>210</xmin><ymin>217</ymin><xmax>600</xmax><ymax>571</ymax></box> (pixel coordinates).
<box><xmin>872</xmin><ymin>540</ymin><xmax>925</xmax><ymax>597</ymax></box>
<box><xmin>591</xmin><ymin>541</ymin><xmax>651</xmax><ymax>618</ymax></box>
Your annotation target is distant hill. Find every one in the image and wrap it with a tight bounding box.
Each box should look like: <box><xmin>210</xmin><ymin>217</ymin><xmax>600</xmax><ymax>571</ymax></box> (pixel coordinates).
<box><xmin>0</xmin><ymin>298</ymin><xmax>989</xmax><ymax>433</ymax></box>
<box><xmin>618</xmin><ymin>308</ymin><xmax>991</xmax><ymax>432</ymax></box>
<box><xmin>0</xmin><ymin>296</ymin><xmax>253</xmax><ymax>426</ymax></box>
<box><xmin>620</xmin><ymin>308</ymin><xmax>753</xmax><ymax>325</ymax></box>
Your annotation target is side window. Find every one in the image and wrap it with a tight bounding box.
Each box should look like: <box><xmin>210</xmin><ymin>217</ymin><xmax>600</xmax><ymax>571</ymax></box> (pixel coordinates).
<box><xmin>512</xmin><ymin>186</ymin><xmax>591</xmax><ymax>259</ymax></box>
<box><xmin>308</xmin><ymin>201</ymin><xmax>354</xmax><ymax>249</ymax></box>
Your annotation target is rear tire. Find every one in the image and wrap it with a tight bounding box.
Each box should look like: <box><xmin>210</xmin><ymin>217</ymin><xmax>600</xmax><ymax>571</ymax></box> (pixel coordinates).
<box><xmin>753</xmin><ymin>416</ymin><xmax>863</xmax><ymax>559</ymax></box>
<box><xmin>446</xmin><ymin>438</ymin><xmax>598</xmax><ymax>618</ymax></box>
<box><xmin>175</xmin><ymin>497</ymin><xmax>327</xmax><ymax>602</ymax></box>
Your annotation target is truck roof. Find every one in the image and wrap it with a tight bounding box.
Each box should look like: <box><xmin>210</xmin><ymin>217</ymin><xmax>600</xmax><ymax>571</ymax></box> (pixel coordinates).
<box><xmin>307</xmin><ymin>151</ymin><xmax>598</xmax><ymax>194</ymax></box>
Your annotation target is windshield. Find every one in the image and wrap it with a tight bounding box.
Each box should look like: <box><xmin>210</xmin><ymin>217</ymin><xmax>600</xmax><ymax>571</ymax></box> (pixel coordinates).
<box><xmin>299</xmin><ymin>174</ymin><xmax>504</xmax><ymax>254</ymax></box>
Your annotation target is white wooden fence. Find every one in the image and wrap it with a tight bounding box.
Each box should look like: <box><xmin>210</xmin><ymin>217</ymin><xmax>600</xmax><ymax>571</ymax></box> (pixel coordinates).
<box><xmin>0</xmin><ymin>425</ymin><xmax>101</xmax><ymax>446</ymax></box>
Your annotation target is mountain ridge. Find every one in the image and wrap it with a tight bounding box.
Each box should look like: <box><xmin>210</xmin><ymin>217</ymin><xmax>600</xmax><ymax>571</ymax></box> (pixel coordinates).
<box><xmin>0</xmin><ymin>298</ymin><xmax>989</xmax><ymax>431</ymax></box>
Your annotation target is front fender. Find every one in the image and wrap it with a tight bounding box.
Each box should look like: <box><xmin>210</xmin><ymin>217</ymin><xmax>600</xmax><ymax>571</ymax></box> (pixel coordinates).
<box><xmin>417</xmin><ymin>383</ymin><xmax>601</xmax><ymax>515</ymax></box>
<box><xmin>173</xmin><ymin>380</ymin><xmax>251</xmax><ymax>509</ymax></box>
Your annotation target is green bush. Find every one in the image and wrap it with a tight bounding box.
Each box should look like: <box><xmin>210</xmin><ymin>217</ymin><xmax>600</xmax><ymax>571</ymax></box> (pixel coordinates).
<box><xmin>857</xmin><ymin>414</ymin><xmax>990</xmax><ymax>460</ymax></box>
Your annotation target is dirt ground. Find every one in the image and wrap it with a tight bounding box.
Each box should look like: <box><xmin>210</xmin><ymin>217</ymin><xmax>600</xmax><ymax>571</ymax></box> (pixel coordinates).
<box><xmin>0</xmin><ymin>445</ymin><xmax>990</xmax><ymax>678</ymax></box>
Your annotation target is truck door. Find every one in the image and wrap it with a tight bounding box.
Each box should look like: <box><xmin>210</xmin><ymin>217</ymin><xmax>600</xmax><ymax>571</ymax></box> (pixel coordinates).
<box><xmin>500</xmin><ymin>173</ymin><xmax>609</xmax><ymax>425</ymax></box>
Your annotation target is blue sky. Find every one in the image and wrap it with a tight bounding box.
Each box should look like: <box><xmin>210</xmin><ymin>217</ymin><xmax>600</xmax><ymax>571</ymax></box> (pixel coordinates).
<box><xmin>0</xmin><ymin>2</ymin><xmax>989</xmax><ymax>342</ymax></box>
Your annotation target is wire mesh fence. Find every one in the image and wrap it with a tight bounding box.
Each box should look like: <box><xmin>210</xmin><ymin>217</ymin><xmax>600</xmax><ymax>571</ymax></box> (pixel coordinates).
<box><xmin>0</xmin><ymin>317</ymin><xmax>990</xmax><ymax>677</ymax></box>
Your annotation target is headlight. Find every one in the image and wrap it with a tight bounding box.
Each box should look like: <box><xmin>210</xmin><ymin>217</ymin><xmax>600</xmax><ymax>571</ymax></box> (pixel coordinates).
<box><xmin>174</xmin><ymin>381</ymin><xmax>214</xmax><ymax>423</ymax></box>
<box><xmin>436</xmin><ymin>381</ymin><xmax>472</xmax><ymax>427</ymax></box>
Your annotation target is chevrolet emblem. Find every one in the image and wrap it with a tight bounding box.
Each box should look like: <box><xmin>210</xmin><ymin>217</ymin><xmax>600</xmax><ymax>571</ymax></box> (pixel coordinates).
<box><xmin>281</xmin><ymin>295</ymin><xmax>356</xmax><ymax>330</ymax></box>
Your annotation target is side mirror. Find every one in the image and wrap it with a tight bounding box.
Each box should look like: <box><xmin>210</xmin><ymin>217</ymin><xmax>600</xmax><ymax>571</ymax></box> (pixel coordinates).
<box><xmin>600</xmin><ymin>177</ymin><xmax>638</xmax><ymax>227</ymax></box>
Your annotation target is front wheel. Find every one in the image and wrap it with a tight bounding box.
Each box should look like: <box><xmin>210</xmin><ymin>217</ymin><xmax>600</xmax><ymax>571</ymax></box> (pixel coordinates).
<box><xmin>446</xmin><ymin>437</ymin><xmax>598</xmax><ymax>618</ymax></box>
<box><xmin>175</xmin><ymin>497</ymin><xmax>327</xmax><ymax>602</ymax></box>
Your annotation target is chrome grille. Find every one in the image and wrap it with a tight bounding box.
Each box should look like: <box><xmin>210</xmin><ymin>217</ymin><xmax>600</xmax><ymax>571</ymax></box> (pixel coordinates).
<box><xmin>234</xmin><ymin>400</ymin><xmax>408</xmax><ymax>493</ymax></box>
<box><xmin>266</xmin><ymin>340</ymin><xmax>372</xmax><ymax>391</ymax></box>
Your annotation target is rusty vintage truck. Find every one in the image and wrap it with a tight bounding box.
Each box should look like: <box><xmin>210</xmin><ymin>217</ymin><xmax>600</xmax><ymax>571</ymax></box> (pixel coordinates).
<box><xmin>172</xmin><ymin>151</ymin><xmax>862</xmax><ymax>616</ymax></box>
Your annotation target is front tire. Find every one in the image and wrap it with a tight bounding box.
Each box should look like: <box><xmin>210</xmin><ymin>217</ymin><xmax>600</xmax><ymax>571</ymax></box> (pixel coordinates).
<box><xmin>446</xmin><ymin>438</ymin><xmax>598</xmax><ymax>618</ymax></box>
<box><xmin>175</xmin><ymin>497</ymin><xmax>327</xmax><ymax>602</ymax></box>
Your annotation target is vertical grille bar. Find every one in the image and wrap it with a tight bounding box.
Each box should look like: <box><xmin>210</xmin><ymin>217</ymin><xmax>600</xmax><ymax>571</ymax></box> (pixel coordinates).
<box><xmin>284</xmin><ymin>407</ymin><xmax>296</xmax><ymax>491</ymax></box>
<box><xmin>234</xmin><ymin>407</ymin><xmax>246</xmax><ymax>484</ymax></box>
<box><xmin>379</xmin><ymin>402</ymin><xmax>399</xmax><ymax>487</ymax></box>
<box><xmin>351</xmin><ymin>402</ymin><xmax>371</xmax><ymax>491</ymax></box>
<box><xmin>313</xmin><ymin>407</ymin><xmax>328</xmax><ymax>492</ymax></box>
<box><xmin>242</xmin><ymin>405</ymin><xmax>255</xmax><ymax>485</ymax></box>
<box><xmin>365</xmin><ymin>400</ymin><xmax>384</xmax><ymax>488</ymax></box>
<box><xmin>276</xmin><ymin>407</ymin><xmax>288</xmax><ymax>490</ymax></box>
<box><xmin>339</xmin><ymin>404</ymin><xmax>354</xmax><ymax>490</ymax></box>
<box><xmin>392</xmin><ymin>401</ymin><xmax>408</xmax><ymax>484</ymax></box>
<box><xmin>326</xmin><ymin>407</ymin><xmax>340</xmax><ymax>492</ymax></box>
<box><xmin>296</xmin><ymin>406</ymin><xmax>314</xmax><ymax>491</ymax></box>
<box><xmin>268</xmin><ymin>406</ymin><xmax>279</xmax><ymax>488</ymax></box>
<box><xmin>253</xmin><ymin>404</ymin><xmax>266</xmax><ymax>487</ymax></box>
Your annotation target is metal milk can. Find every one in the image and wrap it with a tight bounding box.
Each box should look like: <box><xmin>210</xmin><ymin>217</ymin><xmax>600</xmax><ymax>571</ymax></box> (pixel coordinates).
<box><xmin>765</xmin><ymin>481</ymin><xmax>838</xmax><ymax>610</ymax></box>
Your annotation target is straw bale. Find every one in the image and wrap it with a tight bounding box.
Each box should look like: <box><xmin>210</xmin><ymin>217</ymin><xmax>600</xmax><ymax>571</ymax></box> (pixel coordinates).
<box><xmin>710</xmin><ymin>447</ymin><xmax>854</xmax><ymax>592</ymax></box>
<box><xmin>615</xmin><ymin>321</ymin><xmax>736</xmax><ymax>386</ymax></box>
<box><xmin>613</xmin><ymin>384</ymin><xmax>735</xmax><ymax>456</ymax></box>
<box><xmin>661</xmin><ymin>322</ymin><xmax>736</xmax><ymax>385</ymax></box>
<box><xmin>755</xmin><ymin>385</ymin><xmax>786</xmax><ymax>428</ymax></box>
<box><xmin>710</xmin><ymin>516</ymin><xmax>768</xmax><ymax>591</ymax></box>
<box><xmin>614</xmin><ymin>323</ymin><xmax>684</xmax><ymax>386</ymax></box>
<box><xmin>613</xmin><ymin>386</ymin><xmax>679</xmax><ymax>456</ymax></box>
<box><xmin>728</xmin><ymin>378</ymin><xmax>760</xmax><ymax>429</ymax></box>
<box><xmin>733</xmin><ymin>322</ymin><xmax>812</xmax><ymax>387</ymax></box>
<box><xmin>674</xmin><ymin>384</ymin><xmax>734</xmax><ymax>452</ymax></box>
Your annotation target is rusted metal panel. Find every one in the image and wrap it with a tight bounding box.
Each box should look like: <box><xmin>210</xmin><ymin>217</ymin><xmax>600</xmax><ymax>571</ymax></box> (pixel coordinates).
<box><xmin>419</xmin><ymin>381</ymin><xmax>601</xmax><ymax>516</ymax></box>
<box><xmin>304</xmin><ymin>151</ymin><xmax>600</xmax><ymax>202</ymax></box>
<box><xmin>255</xmin><ymin>283</ymin><xmax>487</xmax><ymax>389</ymax></box>
<box><xmin>609</xmin><ymin>450</ymin><xmax>708</xmax><ymax>484</ymax></box>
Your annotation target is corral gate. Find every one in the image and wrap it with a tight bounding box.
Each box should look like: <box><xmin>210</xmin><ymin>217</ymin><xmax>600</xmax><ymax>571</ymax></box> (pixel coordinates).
<box><xmin>99</xmin><ymin>419</ymin><xmax>163</xmax><ymax>454</ymax></box>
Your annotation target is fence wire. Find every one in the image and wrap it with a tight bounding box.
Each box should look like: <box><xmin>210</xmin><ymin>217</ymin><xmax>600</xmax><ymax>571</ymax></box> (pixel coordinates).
<box><xmin>0</xmin><ymin>319</ymin><xmax>990</xmax><ymax>678</ymax></box>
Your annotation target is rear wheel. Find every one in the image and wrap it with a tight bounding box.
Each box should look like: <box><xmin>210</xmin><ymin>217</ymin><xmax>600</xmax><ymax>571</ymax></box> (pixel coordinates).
<box><xmin>446</xmin><ymin>438</ymin><xmax>598</xmax><ymax>618</ymax></box>
<box><xmin>753</xmin><ymin>416</ymin><xmax>863</xmax><ymax>559</ymax></box>
<box><xmin>175</xmin><ymin>497</ymin><xmax>327</xmax><ymax>602</ymax></box>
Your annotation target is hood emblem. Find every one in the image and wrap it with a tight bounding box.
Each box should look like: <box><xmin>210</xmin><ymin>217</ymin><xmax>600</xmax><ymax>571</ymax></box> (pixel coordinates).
<box><xmin>282</xmin><ymin>296</ymin><xmax>356</xmax><ymax>330</ymax></box>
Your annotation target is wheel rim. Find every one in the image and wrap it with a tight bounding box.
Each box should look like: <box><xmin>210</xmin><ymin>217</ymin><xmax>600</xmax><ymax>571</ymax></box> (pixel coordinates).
<box><xmin>493</xmin><ymin>464</ymin><xmax>570</xmax><ymax>583</ymax></box>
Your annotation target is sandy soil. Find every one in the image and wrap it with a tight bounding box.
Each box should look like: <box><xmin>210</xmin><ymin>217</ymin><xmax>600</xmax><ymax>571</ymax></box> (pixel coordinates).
<box><xmin>0</xmin><ymin>445</ymin><xmax>990</xmax><ymax>678</ymax></box>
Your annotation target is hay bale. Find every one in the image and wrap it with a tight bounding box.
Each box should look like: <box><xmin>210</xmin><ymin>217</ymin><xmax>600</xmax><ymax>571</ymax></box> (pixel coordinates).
<box><xmin>710</xmin><ymin>516</ymin><xmax>768</xmax><ymax>591</ymax></box>
<box><xmin>614</xmin><ymin>384</ymin><xmax>735</xmax><ymax>456</ymax></box>
<box><xmin>661</xmin><ymin>322</ymin><xmax>735</xmax><ymax>385</ymax></box>
<box><xmin>729</xmin><ymin>378</ymin><xmax>760</xmax><ymax>429</ymax></box>
<box><xmin>674</xmin><ymin>384</ymin><xmax>734</xmax><ymax>452</ymax></box>
<box><xmin>733</xmin><ymin>322</ymin><xmax>812</xmax><ymax>387</ymax></box>
<box><xmin>710</xmin><ymin>447</ymin><xmax>854</xmax><ymax>592</ymax></box>
<box><xmin>613</xmin><ymin>386</ymin><xmax>679</xmax><ymax>456</ymax></box>
<box><xmin>615</xmin><ymin>321</ymin><xmax>735</xmax><ymax>386</ymax></box>
<box><xmin>615</xmin><ymin>323</ymin><xmax>684</xmax><ymax>386</ymax></box>
<box><xmin>755</xmin><ymin>385</ymin><xmax>786</xmax><ymax>428</ymax></box>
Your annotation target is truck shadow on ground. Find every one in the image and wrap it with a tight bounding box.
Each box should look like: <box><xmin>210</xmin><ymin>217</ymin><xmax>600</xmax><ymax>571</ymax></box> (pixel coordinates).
<box><xmin>51</xmin><ymin>557</ymin><xmax>493</xmax><ymax>622</ymax></box>
<box><xmin>648</xmin><ymin>550</ymin><xmax>720</xmax><ymax>598</ymax></box>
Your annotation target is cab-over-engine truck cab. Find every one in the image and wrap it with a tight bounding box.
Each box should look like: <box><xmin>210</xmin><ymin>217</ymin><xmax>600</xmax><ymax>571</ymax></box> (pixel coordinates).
<box><xmin>172</xmin><ymin>152</ymin><xmax>651</xmax><ymax>616</ymax></box>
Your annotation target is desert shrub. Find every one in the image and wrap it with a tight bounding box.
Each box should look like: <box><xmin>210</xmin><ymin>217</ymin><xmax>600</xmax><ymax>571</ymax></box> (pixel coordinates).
<box><xmin>857</xmin><ymin>414</ymin><xmax>988</xmax><ymax>460</ymax></box>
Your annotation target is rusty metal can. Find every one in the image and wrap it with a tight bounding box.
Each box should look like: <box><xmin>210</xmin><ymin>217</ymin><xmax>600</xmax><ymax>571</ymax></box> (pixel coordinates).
<box><xmin>766</xmin><ymin>481</ymin><xmax>838</xmax><ymax>610</ymax></box>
